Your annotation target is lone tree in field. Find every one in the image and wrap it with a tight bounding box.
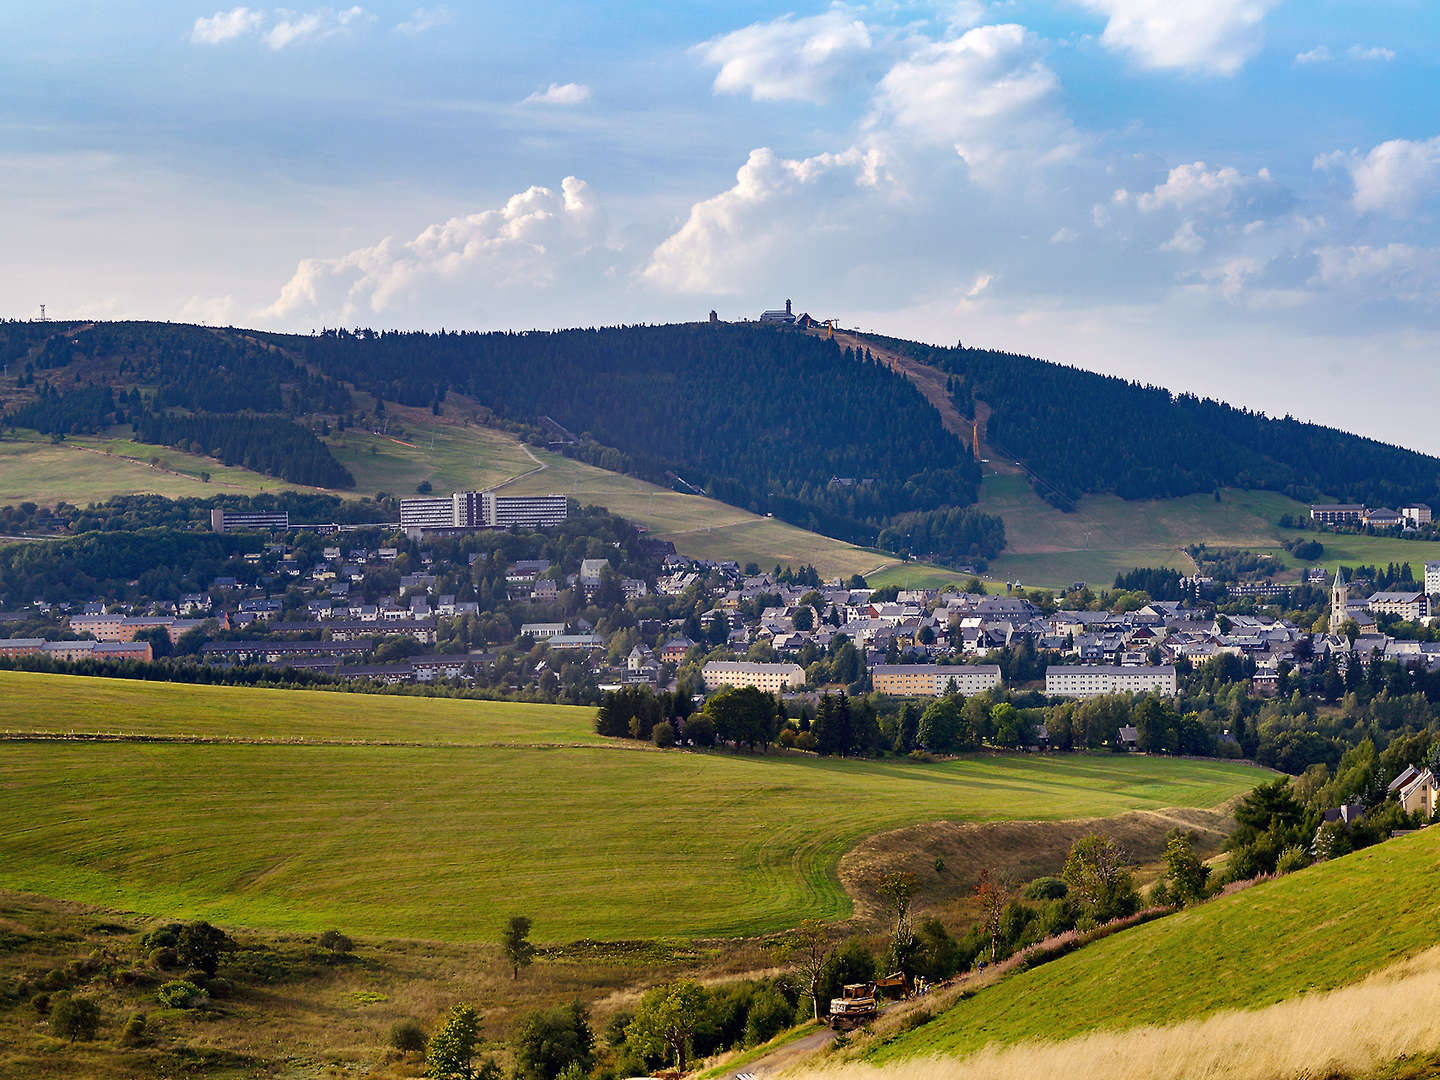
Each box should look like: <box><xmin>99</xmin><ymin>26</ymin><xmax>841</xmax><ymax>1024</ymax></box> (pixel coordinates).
<box><xmin>1062</xmin><ymin>834</ymin><xmax>1139</xmax><ymax>925</ymax></box>
<box><xmin>974</xmin><ymin>870</ymin><xmax>1012</xmax><ymax>963</ymax></box>
<box><xmin>788</xmin><ymin>918</ymin><xmax>834</xmax><ymax>1019</ymax></box>
<box><xmin>176</xmin><ymin>921</ymin><xmax>233</xmax><ymax>976</ymax></box>
<box><xmin>1162</xmin><ymin>830</ymin><xmax>1211</xmax><ymax>906</ymax></box>
<box><xmin>50</xmin><ymin>995</ymin><xmax>100</xmax><ymax>1043</ymax></box>
<box><xmin>876</xmin><ymin>870</ymin><xmax>919</xmax><ymax>972</ymax></box>
<box><xmin>501</xmin><ymin>915</ymin><xmax>537</xmax><ymax>981</ymax></box>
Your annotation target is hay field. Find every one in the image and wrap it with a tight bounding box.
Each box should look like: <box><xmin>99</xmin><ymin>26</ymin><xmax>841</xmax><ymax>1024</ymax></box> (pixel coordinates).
<box><xmin>0</xmin><ymin>674</ymin><xmax>1264</xmax><ymax>942</ymax></box>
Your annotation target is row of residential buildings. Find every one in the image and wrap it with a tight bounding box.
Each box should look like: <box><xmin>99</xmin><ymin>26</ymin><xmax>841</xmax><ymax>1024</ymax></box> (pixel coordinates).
<box><xmin>398</xmin><ymin>490</ymin><xmax>568</xmax><ymax>537</ymax></box>
<box><xmin>1309</xmin><ymin>503</ymin><xmax>1432</xmax><ymax>529</ymax></box>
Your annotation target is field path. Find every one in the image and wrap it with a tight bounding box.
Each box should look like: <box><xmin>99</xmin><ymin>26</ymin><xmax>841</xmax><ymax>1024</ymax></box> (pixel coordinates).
<box><xmin>738</xmin><ymin>1026</ymin><xmax>838</xmax><ymax>1077</ymax></box>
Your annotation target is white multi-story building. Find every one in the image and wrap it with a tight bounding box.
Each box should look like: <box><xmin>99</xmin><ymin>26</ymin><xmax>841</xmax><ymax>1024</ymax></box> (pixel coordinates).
<box><xmin>401</xmin><ymin>491</ymin><xmax>568</xmax><ymax>532</ymax></box>
<box><xmin>1401</xmin><ymin>506</ymin><xmax>1432</xmax><ymax>527</ymax></box>
<box><xmin>702</xmin><ymin>661</ymin><xmax>806</xmax><ymax>693</ymax></box>
<box><xmin>1045</xmin><ymin>665</ymin><xmax>1177</xmax><ymax>699</ymax></box>
<box><xmin>871</xmin><ymin>664</ymin><xmax>1002</xmax><ymax>697</ymax></box>
<box><xmin>1368</xmin><ymin>591</ymin><xmax>1430</xmax><ymax>622</ymax></box>
<box><xmin>1426</xmin><ymin>562</ymin><xmax>1440</xmax><ymax>598</ymax></box>
<box><xmin>483</xmin><ymin>492</ymin><xmax>568</xmax><ymax>528</ymax></box>
<box><xmin>398</xmin><ymin>496</ymin><xmax>456</xmax><ymax>530</ymax></box>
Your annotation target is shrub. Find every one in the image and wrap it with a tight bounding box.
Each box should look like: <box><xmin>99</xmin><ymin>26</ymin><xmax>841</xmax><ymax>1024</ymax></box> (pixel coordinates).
<box><xmin>684</xmin><ymin>715</ymin><xmax>715</xmax><ymax>747</ymax></box>
<box><xmin>139</xmin><ymin>925</ymin><xmax>181</xmax><ymax>952</ymax></box>
<box><xmin>148</xmin><ymin>947</ymin><xmax>179</xmax><ymax>971</ymax></box>
<box><xmin>899</xmin><ymin>1008</ymin><xmax>934</xmax><ymax>1032</ymax></box>
<box><xmin>652</xmin><ymin>721</ymin><xmax>676</xmax><ymax>748</ymax></box>
<box><xmin>50</xmin><ymin>995</ymin><xmax>101</xmax><ymax>1042</ymax></box>
<box><xmin>1022</xmin><ymin>877</ymin><xmax>1068</xmax><ymax>901</ymax></box>
<box><xmin>119</xmin><ymin>1012</ymin><xmax>147</xmax><ymax>1046</ymax></box>
<box><xmin>390</xmin><ymin>1018</ymin><xmax>428</xmax><ymax>1053</ymax></box>
<box><xmin>205</xmin><ymin>977</ymin><xmax>234</xmax><ymax>999</ymax></box>
<box><xmin>1276</xmin><ymin>845</ymin><xmax>1312</xmax><ymax>875</ymax></box>
<box><xmin>155</xmin><ymin>980</ymin><xmax>206</xmax><ymax>1010</ymax></box>
<box><xmin>176</xmin><ymin>922</ymin><xmax>233</xmax><ymax>976</ymax></box>
<box><xmin>317</xmin><ymin>929</ymin><xmax>354</xmax><ymax>955</ymax></box>
<box><xmin>31</xmin><ymin>991</ymin><xmax>51</xmax><ymax>1016</ymax></box>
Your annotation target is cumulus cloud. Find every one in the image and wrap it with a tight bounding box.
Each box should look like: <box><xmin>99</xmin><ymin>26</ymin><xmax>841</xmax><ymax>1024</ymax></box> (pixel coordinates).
<box><xmin>1319</xmin><ymin>136</ymin><xmax>1440</xmax><ymax>216</ymax></box>
<box><xmin>643</xmin><ymin>146</ymin><xmax>884</xmax><ymax>293</ymax></box>
<box><xmin>521</xmin><ymin>82</ymin><xmax>593</xmax><ymax>106</ymax></box>
<box><xmin>395</xmin><ymin>6</ymin><xmax>450</xmax><ymax>35</ymax></box>
<box><xmin>693</xmin><ymin>9</ymin><xmax>875</xmax><ymax>104</ymax></box>
<box><xmin>870</xmin><ymin>24</ymin><xmax>1079</xmax><ymax>179</ymax></box>
<box><xmin>1348</xmin><ymin>44</ymin><xmax>1396</xmax><ymax>62</ymax></box>
<box><xmin>1294</xmin><ymin>45</ymin><xmax>1331</xmax><ymax>65</ymax></box>
<box><xmin>1133</xmin><ymin>161</ymin><xmax>1288</xmax><ymax>218</ymax></box>
<box><xmin>190</xmin><ymin>7</ymin><xmax>266</xmax><ymax>44</ymax></box>
<box><xmin>264</xmin><ymin>177</ymin><xmax>606</xmax><ymax>323</ymax></box>
<box><xmin>1075</xmin><ymin>0</ymin><xmax>1278</xmax><ymax>76</ymax></box>
<box><xmin>1161</xmin><ymin>219</ymin><xmax>1205</xmax><ymax>254</ymax></box>
<box><xmin>178</xmin><ymin>294</ymin><xmax>237</xmax><ymax>324</ymax></box>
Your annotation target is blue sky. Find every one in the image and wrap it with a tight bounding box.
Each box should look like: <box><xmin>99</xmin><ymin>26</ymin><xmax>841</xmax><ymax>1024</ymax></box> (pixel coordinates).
<box><xmin>3</xmin><ymin>1</ymin><xmax>1439</xmax><ymax>452</ymax></box>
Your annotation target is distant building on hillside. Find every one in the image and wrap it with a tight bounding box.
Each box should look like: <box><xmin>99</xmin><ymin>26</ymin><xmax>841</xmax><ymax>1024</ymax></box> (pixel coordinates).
<box><xmin>211</xmin><ymin>508</ymin><xmax>289</xmax><ymax>533</ymax></box>
<box><xmin>1427</xmin><ymin>562</ymin><xmax>1440</xmax><ymax>597</ymax></box>
<box><xmin>871</xmin><ymin>664</ymin><xmax>1002</xmax><ymax>697</ymax></box>
<box><xmin>400</xmin><ymin>490</ymin><xmax>567</xmax><ymax>536</ymax></box>
<box><xmin>759</xmin><ymin>299</ymin><xmax>795</xmax><ymax>324</ymax></box>
<box><xmin>1309</xmin><ymin>504</ymin><xmax>1365</xmax><ymax>524</ymax></box>
<box><xmin>702</xmin><ymin>660</ymin><xmax>805</xmax><ymax>693</ymax></box>
<box><xmin>1401</xmin><ymin>506</ymin><xmax>1433</xmax><ymax>527</ymax></box>
<box><xmin>1044</xmin><ymin>665</ymin><xmax>1177</xmax><ymax>699</ymax></box>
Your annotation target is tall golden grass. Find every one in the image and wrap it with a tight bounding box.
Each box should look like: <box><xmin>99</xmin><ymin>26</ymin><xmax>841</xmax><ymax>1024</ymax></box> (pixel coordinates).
<box><xmin>797</xmin><ymin>947</ymin><xmax>1440</xmax><ymax>1080</ymax></box>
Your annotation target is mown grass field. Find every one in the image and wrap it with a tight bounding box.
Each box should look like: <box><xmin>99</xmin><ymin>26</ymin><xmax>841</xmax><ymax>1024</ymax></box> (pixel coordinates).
<box><xmin>977</xmin><ymin>468</ymin><xmax>1440</xmax><ymax>588</ymax></box>
<box><xmin>0</xmin><ymin>674</ymin><xmax>1264</xmax><ymax>942</ymax></box>
<box><xmin>0</xmin><ymin>429</ymin><xmax>329</xmax><ymax>504</ymax></box>
<box><xmin>871</xmin><ymin>826</ymin><xmax>1440</xmax><ymax>1061</ymax></box>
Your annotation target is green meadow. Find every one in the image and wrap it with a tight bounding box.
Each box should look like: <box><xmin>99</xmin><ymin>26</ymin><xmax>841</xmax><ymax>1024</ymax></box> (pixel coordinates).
<box><xmin>0</xmin><ymin>673</ymin><xmax>1265</xmax><ymax>942</ymax></box>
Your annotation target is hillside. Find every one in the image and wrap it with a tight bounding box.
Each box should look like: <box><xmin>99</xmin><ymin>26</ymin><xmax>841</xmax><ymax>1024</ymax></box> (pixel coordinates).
<box><xmin>0</xmin><ymin>672</ymin><xmax>1264</xmax><ymax>941</ymax></box>
<box><xmin>867</xmin><ymin>826</ymin><xmax>1440</xmax><ymax>1062</ymax></box>
<box><xmin>6</xmin><ymin>318</ymin><xmax>1440</xmax><ymax>584</ymax></box>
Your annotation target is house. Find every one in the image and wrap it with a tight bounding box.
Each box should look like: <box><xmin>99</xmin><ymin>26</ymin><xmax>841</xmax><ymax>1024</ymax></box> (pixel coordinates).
<box><xmin>1362</xmin><ymin>507</ymin><xmax>1403</xmax><ymax>528</ymax></box>
<box><xmin>660</xmin><ymin>636</ymin><xmax>695</xmax><ymax>662</ymax></box>
<box><xmin>1117</xmin><ymin>725</ymin><xmax>1139</xmax><ymax>751</ymax></box>
<box><xmin>1321</xmin><ymin>804</ymin><xmax>1365</xmax><ymax>825</ymax></box>
<box><xmin>520</xmin><ymin>622</ymin><xmax>566</xmax><ymax>640</ymax></box>
<box><xmin>579</xmin><ymin>559</ymin><xmax>610</xmax><ymax>594</ymax></box>
<box><xmin>1398</xmin><ymin>768</ymin><xmax>1439</xmax><ymax>817</ymax></box>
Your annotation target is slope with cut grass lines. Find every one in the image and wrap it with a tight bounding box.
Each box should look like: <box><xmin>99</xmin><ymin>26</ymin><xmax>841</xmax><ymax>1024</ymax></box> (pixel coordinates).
<box><xmin>870</xmin><ymin>826</ymin><xmax>1440</xmax><ymax>1062</ymax></box>
<box><xmin>0</xmin><ymin>673</ymin><xmax>1265</xmax><ymax>942</ymax></box>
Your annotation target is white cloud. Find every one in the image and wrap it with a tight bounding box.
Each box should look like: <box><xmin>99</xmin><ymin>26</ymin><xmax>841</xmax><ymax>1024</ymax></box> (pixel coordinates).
<box><xmin>395</xmin><ymin>6</ymin><xmax>450</xmax><ymax>35</ymax></box>
<box><xmin>264</xmin><ymin>177</ymin><xmax>606</xmax><ymax>323</ymax></box>
<box><xmin>693</xmin><ymin>9</ymin><xmax>875</xmax><ymax>104</ymax></box>
<box><xmin>521</xmin><ymin>82</ymin><xmax>593</xmax><ymax>106</ymax></box>
<box><xmin>1075</xmin><ymin>0</ymin><xmax>1278</xmax><ymax>76</ymax></box>
<box><xmin>189</xmin><ymin>5</ymin><xmax>372</xmax><ymax>48</ymax></box>
<box><xmin>264</xmin><ymin>6</ymin><xmax>371</xmax><ymax>50</ymax></box>
<box><xmin>190</xmin><ymin>7</ymin><xmax>265</xmax><ymax>44</ymax></box>
<box><xmin>1050</xmin><ymin>226</ymin><xmax>1078</xmax><ymax>243</ymax></box>
<box><xmin>1348</xmin><ymin>44</ymin><xmax>1396</xmax><ymax>62</ymax></box>
<box><xmin>179</xmin><ymin>294</ymin><xmax>237</xmax><ymax>324</ymax></box>
<box><xmin>870</xmin><ymin>24</ymin><xmax>1079</xmax><ymax>179</ymax></box>
<box><xmin>643</xmin><ymin>146</ymin><xmax>883</xmax><ymax>294</ymax></box>
<box><xmin>1161</xmin><ymin>219</ymin><xmax>1205</xmax><ymax>253</ymax></box>
<box><xmin>1319</xmin><ymin>136</ymin><xmax>1440</xmax><ymax>216</ymax></box>
<box><xmin>1313</xmin><ymin>244</ymin><xmax>1440</xmax><ymax>301</ymax></box>
<box><xmin>965</xmin><ymin>273</ymin><xmax>993</xmax><ymax>297</ymax></box>
<box><xmin>1134</xmin><ymin>161</ymin><xmax>1284</xmax><ymax>216</ymax></box>
<box><xmin>1294</xmin><ymin>45</ymin><xmax>1331</xmax><ymax>65</ymax></box>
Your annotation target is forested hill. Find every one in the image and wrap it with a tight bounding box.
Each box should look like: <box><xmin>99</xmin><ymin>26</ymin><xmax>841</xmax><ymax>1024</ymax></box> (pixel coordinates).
<box><xmin>274</xmin><ymin>323</ymin><xmax>997</xmax><ymax>556</ymax></box>
<box><xmin>0</xmin><ymin>320</ymin><xmax>1002</xmax><ymax>563</ymax></box>
<box><xmin>870</xmin><ymin>334</ymin><xmax>1440</xmax><ymax>511</ymax></box>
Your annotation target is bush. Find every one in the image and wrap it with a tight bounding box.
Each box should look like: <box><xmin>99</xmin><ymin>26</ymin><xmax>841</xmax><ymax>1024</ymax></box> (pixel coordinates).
<box><xmin>318</xmin><ymin>929</ymin><xmax>354</xmax><ymax>955</ymax></box>
<box><xmin>139</xmin><ymin>925</ymin><xmax>181</xmax><ymax>952</ymax></box>
<box><xmin>119</xmin><ymin>1012</ymin><xmax>147</xmax><ymax>1046</ymax></box>
<box><xmin>176</xmin><ymin>921</ymin><xmax>233</xmax><ymax>976</ymax></box>
<box><xmin>148</xmin><ymin>947</ymin><xmax>179</xmax><ymax>971</ymax></box>
<box><xmin>1022</xmin><ymin>877</ymin><xmax>1068</xmax><ymax>901</ymax></box>
<box><xmin>50</xmin><ymin>995</ymin><xmax>101</xmax><ymax>1042</ymax></box>
<box><xmin>31</xmin><ymin>991</ymin><xmax>50</xmax><ymax>1016</ymax></box>
<box><xmin>205</xmin><ymin>977</ymin><xmax>233</xmax><ymax>999</ymax></box>
<box><xmin>652</xmin><ymin>721</ymin><xmax>676</xmax><ymax>748</ymax></box>
<box><xmin>1276</xmin><ymin>845</ymin><xmax>1312</xmax><ymax>875</ymax></box>
<box><xmin>390</xmin><ymin>1018</ymin><xmax>428</xmax><ymax>1053</ymax></box>
<box><xmin>155</xmin><ymin>980</ymin><xmax>206</xmax><ymax>1010</ymax></box>
<box><xmin>684</xmin><ymin>715</ymin><xmax>715</xmax><ymax>747</ymax></box>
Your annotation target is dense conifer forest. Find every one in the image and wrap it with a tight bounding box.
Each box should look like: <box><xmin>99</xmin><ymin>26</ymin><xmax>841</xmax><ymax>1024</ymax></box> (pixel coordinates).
<box><xmin>871</xmin><ymin>334</ymin><xmax>1440</xmax><ymax>511</ymax></box>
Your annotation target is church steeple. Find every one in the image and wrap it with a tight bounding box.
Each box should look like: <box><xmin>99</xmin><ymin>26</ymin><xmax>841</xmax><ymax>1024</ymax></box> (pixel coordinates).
<box><xmin>1331</xmin><ymin>566</ymin><xmax>1349</xmax><ymax>631</ymax></box>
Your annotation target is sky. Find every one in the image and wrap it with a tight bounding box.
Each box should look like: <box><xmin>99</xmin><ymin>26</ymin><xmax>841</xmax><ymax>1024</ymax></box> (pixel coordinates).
<box><xmin>3</xmin><ymin>1</ymin><xmax>1439</xmax><ymax>453</ymax></box>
